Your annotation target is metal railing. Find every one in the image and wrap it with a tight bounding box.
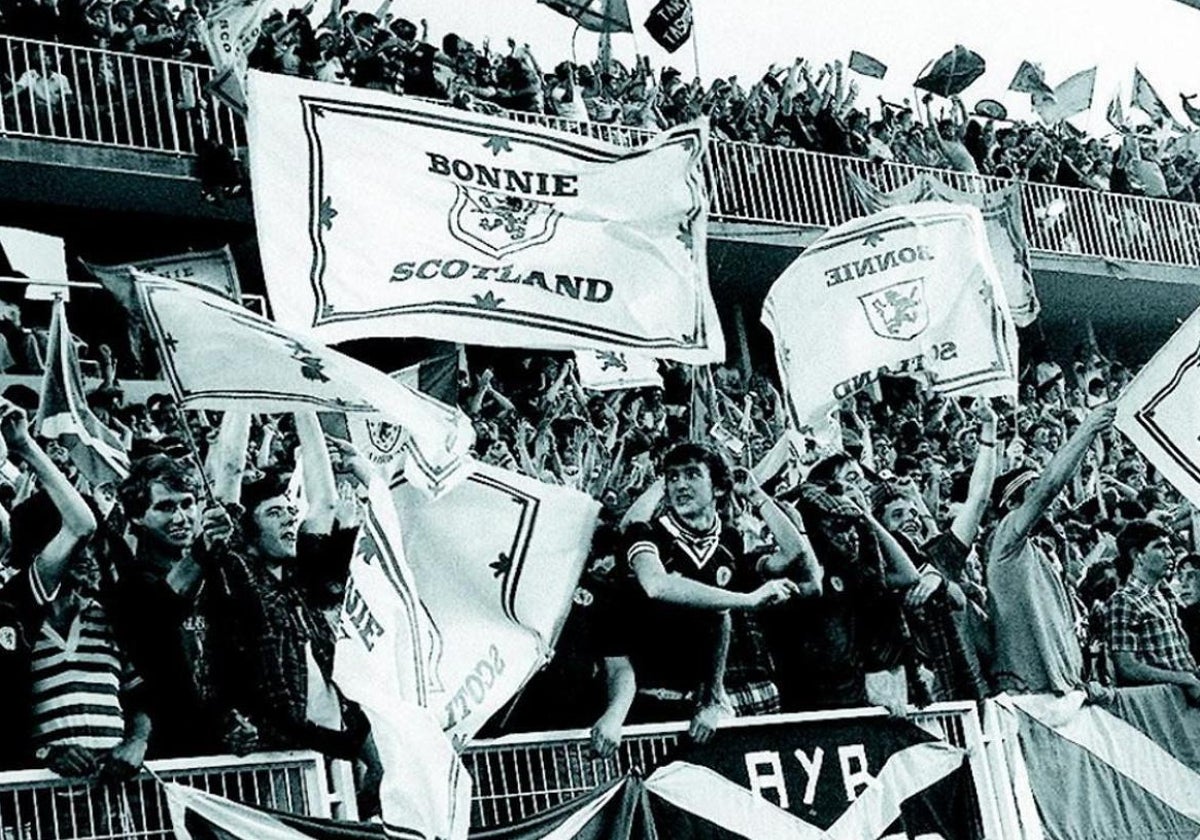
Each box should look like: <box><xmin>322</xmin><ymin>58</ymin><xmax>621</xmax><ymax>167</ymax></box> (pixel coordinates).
<box><xmin>3</xmin><ymin>32</ymin><xmax>1200</xmax><ymax>270</ymax></box>
<box><xmin>0</xmin><ymin>34</ymin><xmax>241</xmax><ymax>155</ymax></box>
<box><xmin>463</xmin><ymin>702</ymin><xmax>1003</xmax><ymax>838</ymax></box>
<box><xmin>0</xmin><ymin>750</ymin><xmax>339</xmax><ymax>840</ymax></box>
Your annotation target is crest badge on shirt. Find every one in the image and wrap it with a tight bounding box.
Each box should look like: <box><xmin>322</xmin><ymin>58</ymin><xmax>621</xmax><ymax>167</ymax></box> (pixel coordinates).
<box><xmin>0</xmin><ymin>626</ymin><xmax>16</xmax><ymax>652</ymax></box>
<box><xmin>716</xmin><ymin>566</ymin><xmax>733</xmax><ymax>587</ymax></box>
<box><xmin>829</xmin><ymin>576</ymin><xmax>844</xmax><ymax>593</ymax></box>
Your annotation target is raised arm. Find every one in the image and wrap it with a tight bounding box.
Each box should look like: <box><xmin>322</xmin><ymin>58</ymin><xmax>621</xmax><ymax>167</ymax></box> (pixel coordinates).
<box><xmin>845</xmin><ymin>485</ymin><xmax>920</xmax><ymax>587</ymax></box>
<box><xmin>206</xmin><ymin>411</ymin><xmax>250</xmax><ymax>506</ymax></box>
<box><xmin>950</xmin><ymin>401</ymin><xmax>999</xmax><ymax>546</ymax></box>
<box><xmin>3</xmin><ymin>403</ymin><xmax>95</xmax><ymax>592</ymax></box>
<box><xmin>1005</xmin><ymin>405</ymin><xmax>1116</xmax><ymax>547</ymax></box>
<box><xmin>295</xmin><ymin>411</ymin><xmax>337</xmax><ymax>535</ymax></box>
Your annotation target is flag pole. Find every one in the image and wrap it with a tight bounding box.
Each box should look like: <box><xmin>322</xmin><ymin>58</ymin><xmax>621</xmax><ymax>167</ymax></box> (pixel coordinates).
<box><xmin>177</xmin><ymin>405</ymin><xmax>222</xmax><ymax>507</ymax></box>
<box><xmin>690</xmin><ymin>8</ymin><xmax>700</xmax><ymax>80</ymax></box>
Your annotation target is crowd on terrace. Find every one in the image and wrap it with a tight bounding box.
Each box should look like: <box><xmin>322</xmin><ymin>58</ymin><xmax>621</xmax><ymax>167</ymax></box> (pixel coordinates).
<box><xmin>0</xmin><ymin>288</ymin><xmax>1197</xmax><ymax>813</ymax></box>
<box><xmin>5</xmin><ymin>0</ymin><xmax>1200</xmax><ymax>201</ymax></box>
<box><xmin>1</xmin><ymin>0</ymin><xmax>1200</xmax><ymax>823</ymax></box>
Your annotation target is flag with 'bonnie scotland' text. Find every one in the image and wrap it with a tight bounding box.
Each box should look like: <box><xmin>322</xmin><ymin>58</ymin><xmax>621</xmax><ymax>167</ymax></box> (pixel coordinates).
<box><xmin>246</xmin><ymin>72</ymin><xmax>722</xmax><ymax>365</ymax></box>
<box><xmin>763</xmin><ymin>203</ymin><xmax>1018</xmax><ymax>444</ymax></box>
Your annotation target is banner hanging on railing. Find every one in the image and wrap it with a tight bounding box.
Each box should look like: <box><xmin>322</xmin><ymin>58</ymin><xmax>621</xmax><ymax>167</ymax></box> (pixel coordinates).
<box><xmin>645</xmin><ymin>716</ymin><xmax>972</xmax><ymax>839</ymax></box>
<box><xmin>987</xmin><ymin>688</ymin><xmax>1200</xmax><ymax>840</ymax></box>
<box><xmin>848</xmin><ymin>172</ymin><xmax>1039</xmax><ymax>326</ymax></box>
<box><xmin>246</xmin><ymin>72</ymin><xmax>722</xmax><ymax>364</ymax></box>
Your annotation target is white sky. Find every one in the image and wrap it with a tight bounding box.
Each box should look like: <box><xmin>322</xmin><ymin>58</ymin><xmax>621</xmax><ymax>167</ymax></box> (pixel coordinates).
<box><xmin>344</xmin><ymin>0</ymin><xmax>1200</xmax><ymax>129</ymax></box>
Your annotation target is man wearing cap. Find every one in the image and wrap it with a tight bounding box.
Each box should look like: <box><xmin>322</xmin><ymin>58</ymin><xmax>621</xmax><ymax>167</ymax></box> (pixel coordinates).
<box><xmin>769</xmin><ymin>477</ymin><xmax>921</xmax><ymax>712</ymax></box>
<box><xmin>610</xmin><ymin>442</ymin><xmax>805</xmax><ymax>742</ymax></box>
<box><xmin>987</xmin><ymin>404</ymin><xmax>1116</xmax><ymax>695</ymax></box>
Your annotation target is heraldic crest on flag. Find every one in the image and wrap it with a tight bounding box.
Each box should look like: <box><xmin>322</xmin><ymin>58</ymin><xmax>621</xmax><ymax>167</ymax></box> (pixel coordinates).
<box><xmin>449</xmin><ymin>185</ymin><xmax>562</xmax><ymax>260</ymax></box>
<box><xmin>247</xmin><ymin>71</ymin><xmax>722</xmax><ymax>363</ymax></box>
<box><xmin>848</xmin><ymin>171</ymin><xmax>1039</xmax><ymax>326</ymax></box>
<box><xmin>858</xmin><ymin>278</ymin><xmax>929</xmax><ymax>341</ymax></box>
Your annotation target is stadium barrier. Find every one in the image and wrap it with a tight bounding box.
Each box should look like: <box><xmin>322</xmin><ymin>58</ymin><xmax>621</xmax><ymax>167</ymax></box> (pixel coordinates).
<box><xmin>463</xmin><ymin>702</ymin><xmax>1009</xmax><ymax>837</ymax></box>
<box><xmin>0</xmin><ymin>704</ymin><xmax>1011</xmax><ymax>838</ymax></box>
<box><xmin>2</xmin><ymin>33</ymin><xmax>1200</xmax><ymax>270</ymax></box>
<box><xmin>0</xmin><ymin>751</ymin><xmax>355</xmax><ymax>840</ymax></box>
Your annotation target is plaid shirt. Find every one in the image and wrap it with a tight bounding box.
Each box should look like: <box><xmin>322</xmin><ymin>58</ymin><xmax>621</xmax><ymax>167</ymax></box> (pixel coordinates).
<box><xmin>1107</xmin><ymin>577</ymin><xmax>1198</xmax><ymax>675</ymax></box>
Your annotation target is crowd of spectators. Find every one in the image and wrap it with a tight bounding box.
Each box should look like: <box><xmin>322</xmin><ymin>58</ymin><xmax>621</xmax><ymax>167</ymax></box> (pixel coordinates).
<box><xmin>2</xmin><ymin>0</ymin><xmax>1200</xmax><ymax>817</ymax></box>
<box><xmin>0</xmin><ymin>310</ymin><xmax>1198</xmax><ymax>807</ymax></box>
<box><xmin>4</xmin><ymin>0</ymin><xmax>1200</xmax><ymax>202</ymax></box>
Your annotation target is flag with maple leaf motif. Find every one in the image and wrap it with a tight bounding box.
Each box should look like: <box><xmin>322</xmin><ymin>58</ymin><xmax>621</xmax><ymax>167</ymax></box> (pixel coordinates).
<box><xmin>246</xmin><ymin>71</ymin><xmax>722</xmax><ymax>364</ymax></box>
<box><xmin>333</xmin><ymin>467</ymin><xmax>597</xmax><ymax>839</ymax></box>
<box><xmin>574</xmin><ymin>348</ymin><xmax>662</xmax><ymax>391</ymax></box>
<box><xmin>131</xmin><ymin>272</ymin><xmax>474</xmax><ymax>498</ymax></box>
<box><xmin>762</xmin><ymin>203</ymin><xmax>1018</xmax><ymax>445</ymax></box>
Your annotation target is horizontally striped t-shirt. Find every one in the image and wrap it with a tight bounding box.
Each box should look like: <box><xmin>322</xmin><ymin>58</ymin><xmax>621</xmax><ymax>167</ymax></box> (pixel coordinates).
<box><xmin>30</xmin><ymin>599</ymin><xmax>140</xmax><ymax>751</ymax></box>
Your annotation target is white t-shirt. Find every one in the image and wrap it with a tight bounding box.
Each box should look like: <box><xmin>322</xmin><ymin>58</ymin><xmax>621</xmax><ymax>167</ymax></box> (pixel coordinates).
<box><xmin>14</xmin><ymin>70</ymin><xmax>72</xmax><ymax>106</ymax></box>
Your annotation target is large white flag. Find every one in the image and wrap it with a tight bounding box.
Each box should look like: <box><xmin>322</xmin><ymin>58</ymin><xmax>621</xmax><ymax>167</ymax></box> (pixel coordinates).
<box><xmin>848</xmin><ymin>172</ymin><xmax>1039</xmax><ymax>326</ymax></box>
<box><xmin>334</xmin><ymin>467</ymin><xmax>599</xmax><ymax>838</ymax></box>
<box><xmin>763</xmin><ymin>203</ymin><xmax>1018</xmax><ymax>442</ymax></box>
<box><xmin>83</xmin><ymin>245</ymin><xmax>243</xmax><ymax>303</ymax></box>
<box><xmin>1116</xmin><ymin>306</ymin><xmax>1200</xmax><ymax>507</ymax></box>
<box><xmin>132</xmin><ymin>272</ymin><xmax>473</xmax><ymax>497</ymax></box>
<box><xmin>246</xmin><ymin>71</ymin><xmax>722</xmax><ymax>363</ymax></box>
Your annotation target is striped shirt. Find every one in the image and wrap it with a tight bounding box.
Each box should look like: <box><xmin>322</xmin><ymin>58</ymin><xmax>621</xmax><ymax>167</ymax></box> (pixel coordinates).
<box><xmin>30</xmin><ymin>599</ymin><xmax>140</xmax><ymax>751</ymax></box>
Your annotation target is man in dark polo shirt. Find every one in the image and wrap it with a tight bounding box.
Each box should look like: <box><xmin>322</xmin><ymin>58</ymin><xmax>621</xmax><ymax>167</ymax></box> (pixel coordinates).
<box><xmin>0</xmin><ymin>401</ymin><xmax>97</xmax><ymax>769</ymax></box>
<box><xmin>110</xmin><ymin>454</ymin><xmax>241</xmax><ymax>758</ymax></box>
<box><xmin>610</xmin><ymin>443</ymin><xmax>805</xmax><ymax>743</ymax></box>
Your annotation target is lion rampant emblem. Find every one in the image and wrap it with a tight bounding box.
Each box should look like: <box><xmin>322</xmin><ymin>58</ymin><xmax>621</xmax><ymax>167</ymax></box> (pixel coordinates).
<box><xmin>858</xmin><ymin>278</ymin><xmax>929</xmax><ymax>341</ymax></box>
<box><xmin>449</xmin><ymin>185</ymin><xmax>561</xmax><ymax>259</ymax></box>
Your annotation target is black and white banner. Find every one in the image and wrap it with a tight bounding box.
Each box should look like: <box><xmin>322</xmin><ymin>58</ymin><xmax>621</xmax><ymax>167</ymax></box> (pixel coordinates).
<box><xmin>763</xmin><ymin>203</ymin><xmax>1018</xmax><ymax>442</ymax></box>
<box><xmin>1117</xmin><ymin>305</ymin><xmax>1200</xmax><ymax>508</ymax></box>
<box><xmin>247</xmin><ymin>72</ymin><xmax>722</xmax><ymax>363</ymax></box>
<box><xmin>646</xmin><ymin>716</ymin><xmax>974</xmax><ymax>840</ymax></box>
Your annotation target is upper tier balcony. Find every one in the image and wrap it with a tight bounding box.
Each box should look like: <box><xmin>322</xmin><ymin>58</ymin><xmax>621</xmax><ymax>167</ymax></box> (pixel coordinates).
<box><xmin>3</xmin><ymin>32</ymin><xmax>1200</xmax><ymax>282</ymax></box>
